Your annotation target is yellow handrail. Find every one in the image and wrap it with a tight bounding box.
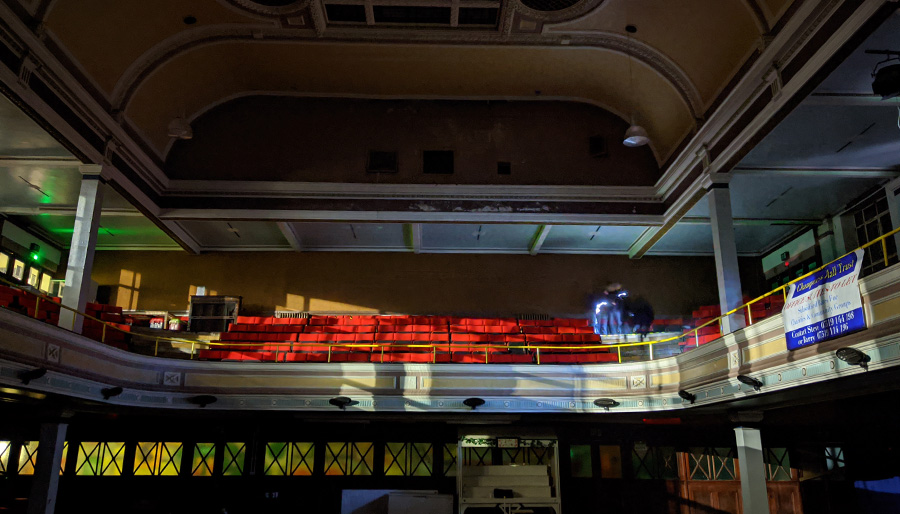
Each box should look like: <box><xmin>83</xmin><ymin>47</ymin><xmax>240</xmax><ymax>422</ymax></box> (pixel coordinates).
<box><xmin>0</xmin><ymin>225</ymin><xmax>896</xmax><ymax>365</ymax></box>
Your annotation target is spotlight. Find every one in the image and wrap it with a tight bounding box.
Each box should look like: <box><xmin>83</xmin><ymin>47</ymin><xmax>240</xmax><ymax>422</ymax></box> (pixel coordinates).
<box><xmin>18</xmin><ymin>367</ymin><xmax>47</xmax><ymax>385</ymax></box>
<box><xmin>28</xmin><ymin>243</ymin><xmax>40</xmax><ymax>263</ymax></box>
<box><xmin>623</xmin><ymin>124</ymin><xmax>650</xmax><ymax>147</ymax></box>
<box><xmin>187</xmin><ymin>394</ymin><xmax>217</xmax><ymax>408</ymax></box>
<box><xmin>463</xmin><ymin>397</ymin><xmax>485</xmax><ymax>410</ymax></box>
<box><xmin>593</xmin><ymin>398</ymin><xmax>619</xmax><ymax>411</ymax></box>
<box><xmin>868</xmin><ymin>50</ymin><xmax>900</xmax><ymax>100</ymax></box>
<box><xmin>737</xmin><ymin>375</ymin><xmax>763</xmax><ymax>392</ymax></box>
<box><xmin>329</xmin><ymin>396</ymin><xmax>357</xmax><ymax>410</ymax></box>
<box><xmin>678</xmin><ymin>390</ymin><xmax>696</xmax><ymax>404</ymax></box>
<box><xmin>101</xmin><ymin>386</ymin><xmax>123</xmax><ymax>400</ymax></box>
<box><xmin>836</xmin><ymin>347</ymin><xmax>870</xmax><ymax>371</ymax></box>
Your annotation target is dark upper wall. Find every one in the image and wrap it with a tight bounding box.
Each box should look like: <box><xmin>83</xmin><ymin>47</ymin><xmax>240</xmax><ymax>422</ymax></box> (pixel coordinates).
<box><xmin>165</xmin><ymin>97</ymin><xmax>660</xmax><ymax>186</ymax></box>
<box><xmin>91</xmin><ymin>251</ymin><xmax>763</xmax><ymax>318</ymax></box>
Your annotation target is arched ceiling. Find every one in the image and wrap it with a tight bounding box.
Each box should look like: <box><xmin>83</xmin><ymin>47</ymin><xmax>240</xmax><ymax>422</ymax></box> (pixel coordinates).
<box><xmin>129</xmin><ymin>43</ymin><xmax>692</xmax><ymax>162</ymax></box>
<box><xmin>39</xmin><ymin>0</ymin><xmax>788</xmax><ymax>169</ymax></box>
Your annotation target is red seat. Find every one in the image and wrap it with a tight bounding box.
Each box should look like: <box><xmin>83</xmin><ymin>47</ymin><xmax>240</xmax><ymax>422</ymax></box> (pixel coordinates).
<box><xmin>284</xmin><ymin>352</ymin><xmax>307</xmax><ymax>363</ymax></box>
<box><xmin>489</xmin><ymin>353</ymin><xmax>533</xmax><ymax>364</ymax></box>
<box><xmin>452</xmin><ymin>353</ymin><xmax>486</xmax><ymax>363</ymax></box>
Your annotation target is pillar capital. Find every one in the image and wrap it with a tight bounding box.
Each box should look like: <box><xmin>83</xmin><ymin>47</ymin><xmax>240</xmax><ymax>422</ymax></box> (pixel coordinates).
<box><xmin>77</xmin><ymin>163</ymin><xmax>106</xmax><ymax>178</ymax></box>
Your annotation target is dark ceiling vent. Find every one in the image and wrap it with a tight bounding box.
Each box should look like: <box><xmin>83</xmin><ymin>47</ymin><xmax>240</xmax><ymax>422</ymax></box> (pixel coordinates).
<box><xmin>423</xmin><ymin>151</ymin><xmax>454</xmax><ymax>174</ymax></box>
<box><xmin>373</xmin><ymin>5</ymin><xmax>451</xmax><ymax>24</ymax></box>
<box><xmin>589</xmin><ymin>135</ymin><xmax>608</xmax><ymax>158</ymax></box>
<box><xmin>497</xmin><ymin>161</ymin><xmax>511</xmax><ymax>175</ymax></box>
<box><xmin>520</xmin><ymin>0</ymin><xmax>581</xmax><ymax>12</ymax></box>
<box><xmin>367</xmin><ymin>150</ymin><xmax>399</xmax><ymax>173</ymax></box>
<box><xmin>326</xmin><ymin>4</ymin><xmax>367</xmax><ymax>22</ymax></box>
<box><xmin>459</xmin><ymin>7</ymin><xmax>500</xmax><ymax>25</ymax></box>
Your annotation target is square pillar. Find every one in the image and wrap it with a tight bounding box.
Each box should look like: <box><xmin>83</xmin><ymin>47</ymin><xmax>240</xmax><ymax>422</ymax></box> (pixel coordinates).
<box><xmin>883</xmin><ymin>178</ymin><xmax>900</xmax><ymax>252</ymax></box>
<box><xmin>734</xmin><ymin>426</ymin><xmax>770</xmax><ymax>514</ymax></box>
<box><xmin>58</xmin><ymin>165</ymin><xmax>104</xmax><ymax>333</ymax></box>
<box><xmin>708</xmin><ymin>185</ymin><xmax>745</xmax><ymax>333</ymax></box>
<box><xmin>26</xmin><ymin>422</ymin><xmax>68</xmax><ymax>514</ymax></box>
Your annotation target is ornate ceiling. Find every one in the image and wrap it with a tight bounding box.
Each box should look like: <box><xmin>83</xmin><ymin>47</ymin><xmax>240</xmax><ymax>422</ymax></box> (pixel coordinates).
<box><xmin>1</xmin><ymin>0</ymin><xmax>896</xmax><ymax>256</ymax></box>
<box><xmin>40</xmin><ymin>0</ymin><xmax>782</xmax><ymax>164</ymax></box>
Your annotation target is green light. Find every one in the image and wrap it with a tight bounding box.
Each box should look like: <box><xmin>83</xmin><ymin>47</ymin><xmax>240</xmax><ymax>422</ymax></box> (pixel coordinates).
<box><xmin>31</xmin><ymin>254</ymin><xmax>39</xmax><ymax>261</ymax></box>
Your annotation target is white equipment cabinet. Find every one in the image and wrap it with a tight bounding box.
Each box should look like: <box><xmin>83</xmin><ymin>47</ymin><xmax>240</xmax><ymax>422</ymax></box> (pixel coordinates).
<box><xmin>458</xmin><ymin>434</ymin><xmax>561</xmax><ymax>514</ymax></box>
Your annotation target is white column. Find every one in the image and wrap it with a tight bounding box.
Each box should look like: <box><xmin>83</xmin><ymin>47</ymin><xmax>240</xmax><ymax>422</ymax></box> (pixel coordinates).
<box><xmin>26</xmin><ymin>422</ymin><xmax>68</xmax><ymax>514</ymax></box>
<box><xmin>734</xmin><ymin>426</ymin><xmax>770</xmax><ymax>514</ymax></box>
<box><xmin>58</xmin><ymin>165</ymin><xmax>104</xmax><ymax>333</ymax></box>
<box><xmin>708</xmin><ymin>185</ymin><xmax>746</xmax><ymax>333</ymax></box>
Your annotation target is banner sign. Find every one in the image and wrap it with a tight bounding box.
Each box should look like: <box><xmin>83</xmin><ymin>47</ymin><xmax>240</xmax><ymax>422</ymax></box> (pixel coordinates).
<box><xmin>783</xmin><ymin>249</ymin><xmax>866</xmax><ymax>351</ymax></box>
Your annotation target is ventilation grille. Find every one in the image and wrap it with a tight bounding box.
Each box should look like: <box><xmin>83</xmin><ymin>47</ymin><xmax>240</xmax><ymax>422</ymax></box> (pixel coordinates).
<box><xmin>324</xmin><ymin>1</ymin><xmax>499</xmax><ymax>27</ymax></box>
<box><xmin>517</xmin><ymin>313</ymin><xmax>551</xmax><ymax>321</ymax></box>
<box><xmin>367</xmin><ymin>150</ymin><xmax>399</xmax><ymax>173</ymax></box>
<box><xmin>274</xmin><ymin>311</ymin><xmax>310</xmax><ymax>319</ymax></box>
<box><xmin>423</xmin><ymin>150</ymin><xmax>454</xmax><ymax>174</ymax></box>
<box><xmin>589</xmin><ymin>135</ymin><xmax>608</xmax><ymax>158</ymax></box>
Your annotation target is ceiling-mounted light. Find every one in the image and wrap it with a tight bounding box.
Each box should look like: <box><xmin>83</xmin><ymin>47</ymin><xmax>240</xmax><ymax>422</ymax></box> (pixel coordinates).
<box><xmin>622</xmin><ymin>24</ymin><xmax>651</xmax><ymax>148</ymax></box>
<box><xmin>623</xmin><ymin>124</ymin><xmax>650</xmax><ymax>147</ymax></box>
<box><xmin>463</xmin><ymin>397</ymin><xmax>485</xmax><ymax>410</ymax></box>
<box><xmin>736</xmin><ymin>375</ymin><xmax>763</xmax><ymax>392</ymax></box>
<box><xmin>867</xmin><ymin>49</ymin><xmax>900</xmax><ymax>100</ymax></box>
<box><xmin>167</xmin><ymin>117</ymin><xmax>193</xmax><ymax>140</ymax></box>
<box><xmin>836</xmin><ymin>347</ymin><xmax>870</xmax><ymax>371</ymax></box>
<box><xmin>593</xmin><ymin>398</ymin><xmax>619</xmax><ymax>411</ymax></box>
<box><xmin>678</xmin><ymin>390</ymin><xmax>696</xmax><ymax>405</ymax></box>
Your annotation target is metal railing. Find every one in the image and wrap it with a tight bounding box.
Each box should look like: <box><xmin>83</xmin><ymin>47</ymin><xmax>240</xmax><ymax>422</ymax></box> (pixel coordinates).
<box><xmin>1</xmin><ymin>226</ymin><xmax>897</xmax><ymax>365</ymax></box>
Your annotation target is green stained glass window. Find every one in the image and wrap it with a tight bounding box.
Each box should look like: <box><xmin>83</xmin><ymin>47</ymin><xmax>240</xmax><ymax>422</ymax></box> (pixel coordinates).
<box><xmin>75</xmin><ymin>442</ymin><xmax>125</xmax><ymax>476</ymax></box>
<box><xmin>384</xmin><ymin>443</ymin><xmax>433</xmax><ymax>477</ymax></box>
<box><xmin>18</xmin><ymin>441</ymin><xmax>38</xmax><ymax>475</ymax></box>
<box><xmin>324</xmin><ymin>442</ymin><xmax>373</xmax><ymax>476</ymax></box>
<box><xmin>462</xmin><ymin>447</ymin><xmax>492</xmax><ymax>466</ymax></box>
<box><xmin>264</xmin><ymin>442</ymin><xmax>314</xmax><ymax>476</ymax></box>
<box><xmin>134</xmin><ymin>442</ymin><xmax>182</xmax><ymax>476</ymax></box>
<box><xmin>570</xmin><ymin>445</ymin><xmax>592</xmax><ymax>478</ymax></box>
<box><xmin>192</xmin><ymin>443</ymin><xmax>215</xmax><ymax>477</ymax></box>
<box><xmin>632</xmin><ymin>445</ymin><xmax>676</xmax><ymax>480</ymax></box>
<box><xmin>765</xmin><ymin>448</ymin><xmax>792</xmax><ymax>481</ymax></box>
<box><xmin>223</xmin><ymin>442</ymin><xmax>247</xmax><ymax>476</ymax></box>
<box><xmin>442</xmin><ymin>444</ymin><xmax>457</xmax><ymax>477</ymax></box>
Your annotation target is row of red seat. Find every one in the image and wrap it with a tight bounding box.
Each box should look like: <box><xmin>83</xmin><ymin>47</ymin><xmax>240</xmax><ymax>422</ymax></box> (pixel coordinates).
<box><xmin>683</xmin><ymin>296</ymin><xmax>785</xmax><ymax>348</ymax></box>
<box><xmin>196</xmin><ymin>349</ymin><xmax>618</xmax><ymax>364</ymax></box>
<box><xmin>234</xmin><ymin>315</ymin><xmax>592</xmax><ymax>327</ymax></box>
<box><xmin>219</xmin><ymin>331</ymin><xmax>600</xmax><ymax>342</ymax></box>
<box><xmin>0</xmin><ymin>285</ymin><xmax>130</xmax><ymax>350</ymax></box>
<box><xmin>227</xmin><ymin>323</ymin><xmax>597</xmax><ymax>335</ymax></box>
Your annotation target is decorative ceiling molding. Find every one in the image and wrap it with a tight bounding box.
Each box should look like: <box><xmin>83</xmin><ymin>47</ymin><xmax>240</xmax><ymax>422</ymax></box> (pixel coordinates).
<box><xmin>221</xmin><ymin>0</ymin><xmax>311</xmax><ymax>18</ymax></box>
<box><xmin>514</xmin><ymin>0</ymin><xmax>603</xmax><ymax>23</ymax></box>
<box><xmin>164</xmin><ymin>180</ymin><xmax>658</xmax><ymax>203</ymax></box>
<box><xmin>106</xmin><ymin>23</ymin><xmax>704</xmax><ymax>124</ymax></box>
<box><xmin>740</xmin><ymin>0</ymin><xmax>771</xmax><ymax>35</ymax></box>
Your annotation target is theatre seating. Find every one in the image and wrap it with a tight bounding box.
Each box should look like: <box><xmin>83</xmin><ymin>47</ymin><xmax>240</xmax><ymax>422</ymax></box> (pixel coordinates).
<box><xmin>681</xmin><ymin>295</ymin><xmax>784</xmax><ymax>349</ymax></box>
<box><xmin>0</xmin><ymin>285</ymin><xmax>130</xmax><ymax>350</ymax></box>
<box><xmin>198</xmin><ymin>315</ymin><xmax>620</xmax><ymax>365</ymax></box>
